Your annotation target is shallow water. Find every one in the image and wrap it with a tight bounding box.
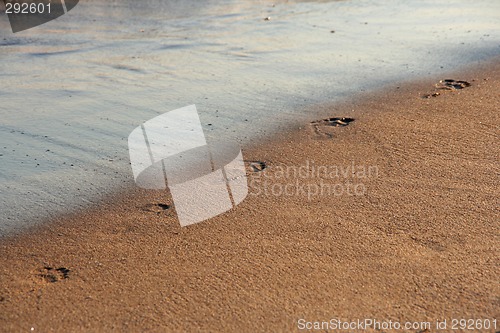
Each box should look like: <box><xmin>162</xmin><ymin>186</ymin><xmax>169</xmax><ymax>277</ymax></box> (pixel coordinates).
<box><xmin>0</xmin><ymin>0</ymin><xmax>499</xmax><ymax>235</ymax></box>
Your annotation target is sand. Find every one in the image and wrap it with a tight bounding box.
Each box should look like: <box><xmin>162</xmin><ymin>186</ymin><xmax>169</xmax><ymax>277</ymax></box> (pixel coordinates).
<box><xmin>0</xmin><ymin>60</ymin><xmax>499</xmax><ymax>332</ymax></box>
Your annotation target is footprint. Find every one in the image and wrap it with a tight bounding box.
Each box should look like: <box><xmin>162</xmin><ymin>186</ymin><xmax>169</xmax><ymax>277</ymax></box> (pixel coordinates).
<box><xmin>436</xmin><ymin>79</ymin><xmax>471</xmax><ymax>90</ymax></box>
<box><xmin>140</xmin><ymin>203</ymin><xmax>171</xmax><ymax>214</ymax></box>
<box><xmin>422</xmin><ymin>92</ymin><xmax>441</xmax><ymax>99</ymax></box>
<box><xmin>423</xmin><ymin>79</ymin><xmax>471</xmax><ymax>98</ymax></box>
<box><xmin>309</xmin><ymin>117</ymin><xmax>355</xmax><ymax>138</ymax></box>
<box><xmin>38</xmin><ymin>266</ymin><xmax>70</xmax><ymax>283</ymax></box>
<box><xmin>244</xmin><ymin>160</ymin><xmax>267</xmax><ymax>173</ymax></box>
<box><xmin>410</xmin><ymin>236</ymin><xmax>447</xmax><ymax>252</ymax></box>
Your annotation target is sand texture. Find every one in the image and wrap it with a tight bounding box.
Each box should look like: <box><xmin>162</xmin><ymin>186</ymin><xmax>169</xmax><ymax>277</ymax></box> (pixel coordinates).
<box><xmin>0</xmin><ymin>61</ymin><xmax>499</xmax><ymax>332</ymax></box>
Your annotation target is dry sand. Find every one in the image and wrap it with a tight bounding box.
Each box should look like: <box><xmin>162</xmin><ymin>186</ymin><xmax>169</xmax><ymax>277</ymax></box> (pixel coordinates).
<box><xmin>0</xmin><ymin>60</ymin><xmax>499</xmax><ymax>332</ymax></box>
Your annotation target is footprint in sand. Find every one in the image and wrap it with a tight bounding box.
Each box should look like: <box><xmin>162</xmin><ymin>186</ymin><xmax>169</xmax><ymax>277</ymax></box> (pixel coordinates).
<box><xmin>244</xmin><ymin>160</ymin><xmax>267</xmax><ymax>173</ymax></box>
<box><xmin>38</xmin><ymin>266</ymin><xmax>70</xmax><ymax>283</ymax></box>
<box><xmin>436</xmin><ymin>79</ymin><xmax>471</xmax><ymax>90</ymax></box>
<box><xmin>423</xmin><ymin>79</ymin><xmax>471</xmax><ymax>98</ymax></box>
<box><xmin>309</xmin><ymin>117</ymin><xmax>355</xmax><ymax>139</ymax></box>
<box><xmin>140</xmin><ymin>203</ymin><xmax>171</xmax><ymax>214</ymax></box>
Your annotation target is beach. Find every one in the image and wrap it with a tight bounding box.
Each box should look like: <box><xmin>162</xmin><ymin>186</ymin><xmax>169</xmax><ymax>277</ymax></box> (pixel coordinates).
<box><xmin>1</xmin><ymin>0</ymin><xmax>500</xmax><ymax>234</ymax></box>
<box><xmin>0</xmin><ymin>59</ymin><xmax>498</xmax><ymax>332</ymax></box>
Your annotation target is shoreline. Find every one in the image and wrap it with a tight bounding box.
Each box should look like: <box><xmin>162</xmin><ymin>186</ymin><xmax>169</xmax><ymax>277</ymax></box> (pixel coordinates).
<box><xmin>1</xmin><ymin>60</ymin><xmax>499</xmax><ymax>332</ymax></box>
<box><xmin>2</xmin><ymin>0</ymin><xmax>500</xmax><ymax>234</ymax></box>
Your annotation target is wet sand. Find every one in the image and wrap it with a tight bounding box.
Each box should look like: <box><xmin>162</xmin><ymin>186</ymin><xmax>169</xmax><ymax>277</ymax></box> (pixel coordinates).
<box><xmin>2</xmin><ymin>0</ymin><xmax>500</xmax><ymax>233</ymax></box>
<box><xmin>0</xmin><ymin>60</ymin><xmax>499</xmax><ymax>332</ymax></box>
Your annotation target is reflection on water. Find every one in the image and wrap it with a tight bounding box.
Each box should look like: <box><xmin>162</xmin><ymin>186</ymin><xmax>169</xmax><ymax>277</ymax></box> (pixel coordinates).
<box><xmin>0</xmin><ymin>0</ymin><xmax>499</xmax><ymax>234</ymax></box>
